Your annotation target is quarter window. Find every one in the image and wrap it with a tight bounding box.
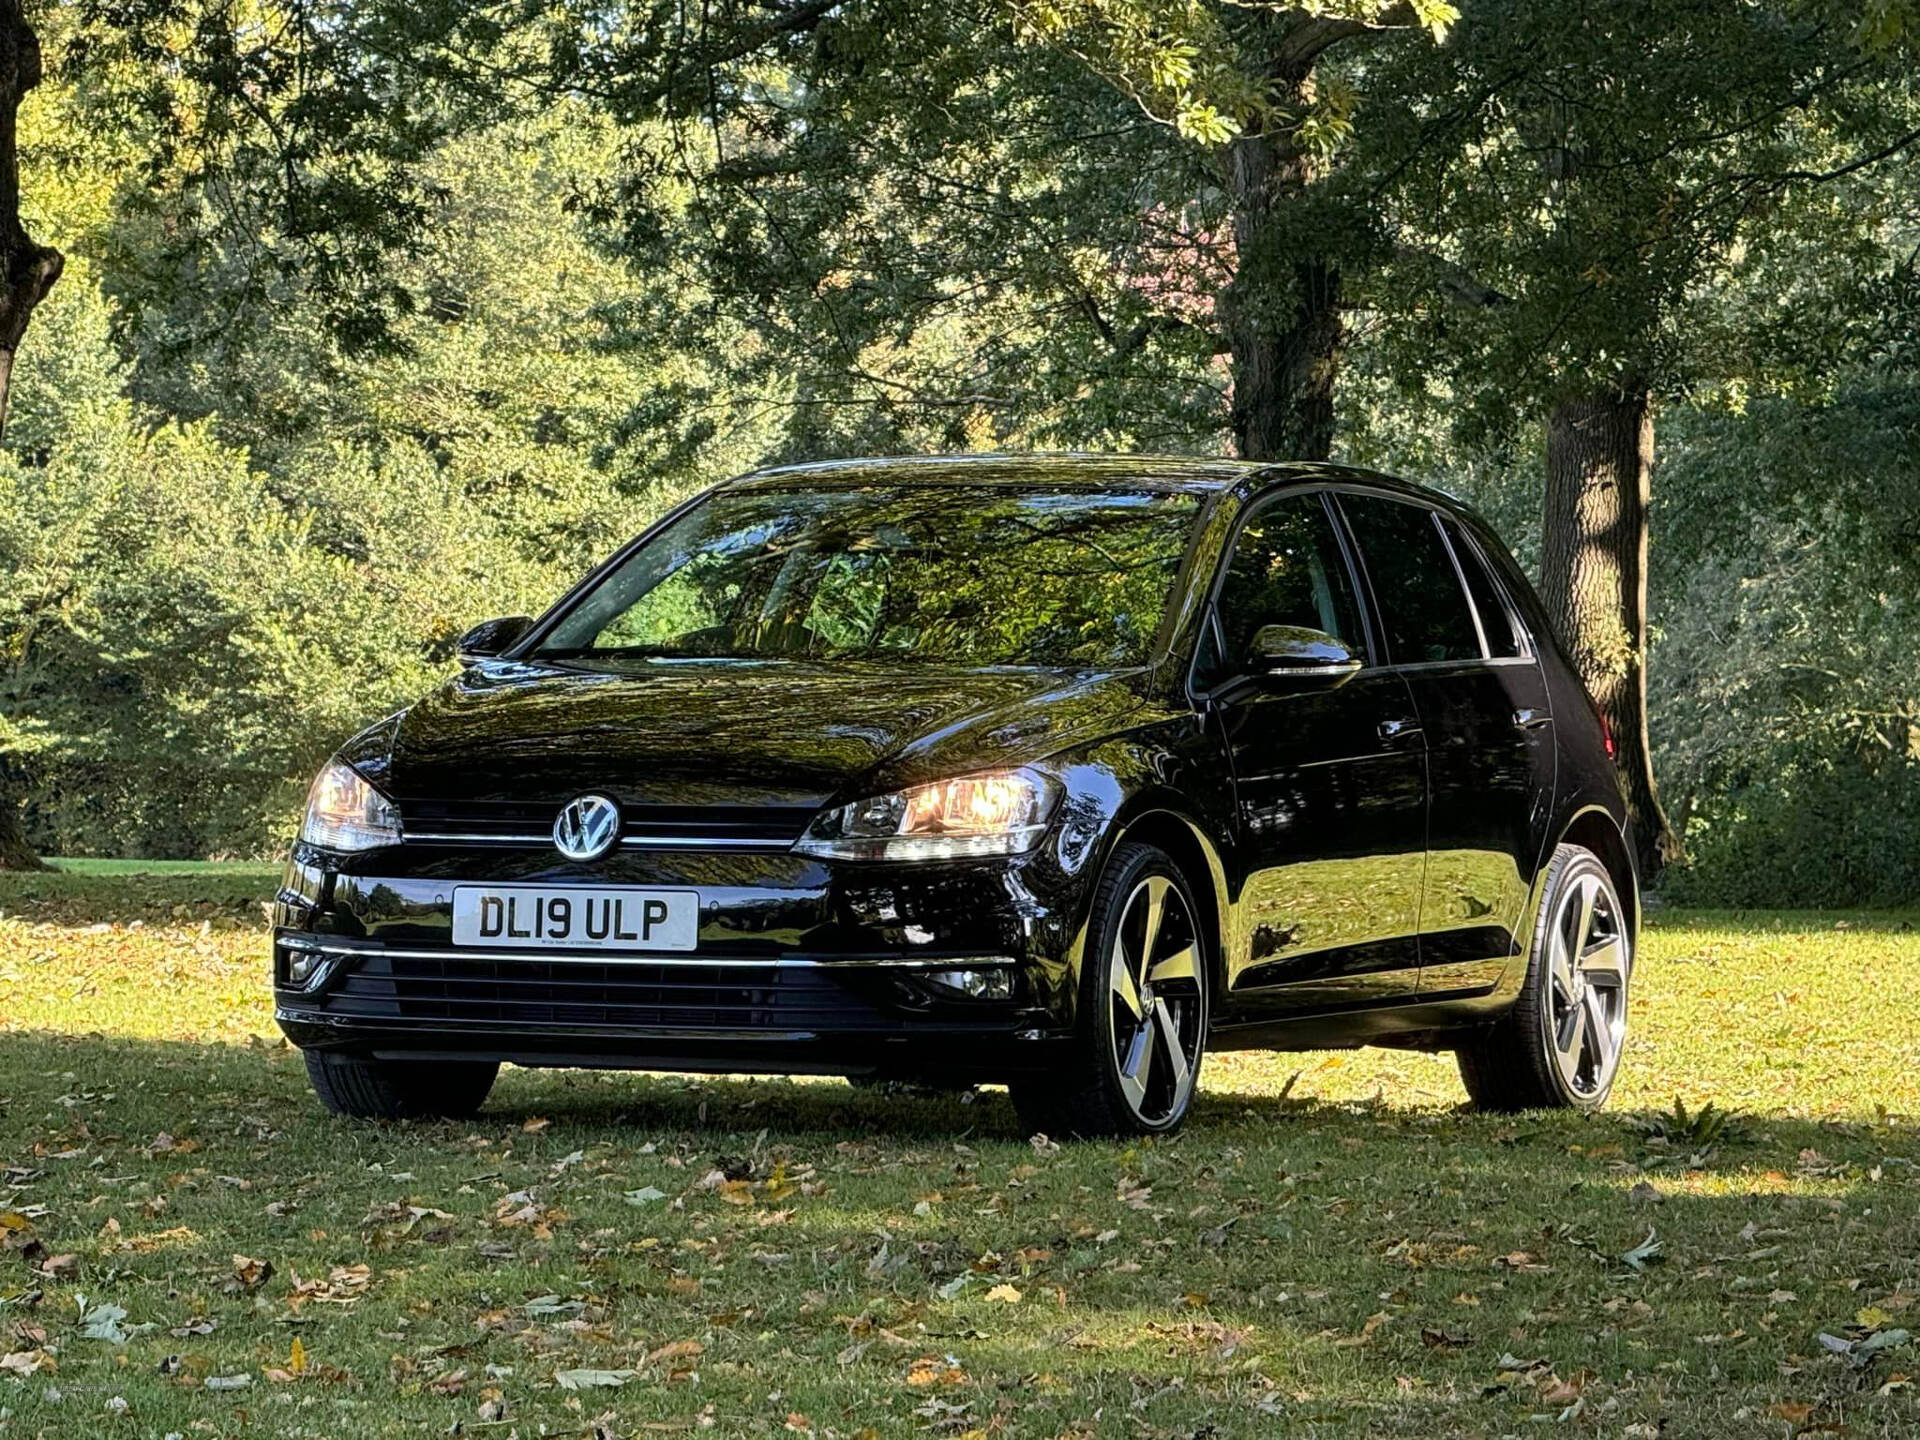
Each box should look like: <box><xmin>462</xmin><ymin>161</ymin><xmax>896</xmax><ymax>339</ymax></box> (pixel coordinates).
<box><xmin>1204</xmin><ymin>494</ymin><xmax>1363</xmax><ymax>684</ymax></box>
<box><xmin>1338</xmin><ymin>496</ymin><xmax>1482</xmax><ymax>665</ymax></box>
<box><xmin>1442</xmin><ymin>519</ymin><xmax>1524</xmax><ymax>658</ymax></box>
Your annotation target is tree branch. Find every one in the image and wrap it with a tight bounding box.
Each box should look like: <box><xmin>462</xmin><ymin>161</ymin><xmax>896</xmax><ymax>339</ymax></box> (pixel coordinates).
<box><xmin>1393</xmin><ymin>244</ymin><xmax>1510</xmax><ymax>308</ymax></box>
<box><xmin>1273</xmin><ymin>2</ymin><xmax>1421</xmax><ymax>73</ymax></box>
<box><xmin>614</xmin><ymin>0</ymin><xmax>841</xmax><ymax>116</ymax></box>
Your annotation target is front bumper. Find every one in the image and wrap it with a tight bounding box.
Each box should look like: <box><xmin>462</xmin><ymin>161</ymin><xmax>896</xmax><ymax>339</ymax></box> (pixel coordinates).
<box><xmin>271</xmin><ymin>839</ymin><xmax>1090</xmax><ymax>1080</ymax></box>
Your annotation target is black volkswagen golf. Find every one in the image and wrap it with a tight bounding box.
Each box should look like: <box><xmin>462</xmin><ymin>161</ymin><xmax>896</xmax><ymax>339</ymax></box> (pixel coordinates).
<box><xmin>275</xmin><ymin>455</ymin><xmax>1637</xmax><ymax>1136</ymax></box>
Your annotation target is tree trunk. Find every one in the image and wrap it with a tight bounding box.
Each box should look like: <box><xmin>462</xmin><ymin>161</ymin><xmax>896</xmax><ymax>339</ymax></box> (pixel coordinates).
<box><xmin>0</xmin><ymin>0</ymin><xmax>62</xmax><ymax>870</ymax></box>
<box><xmin>0</xmin><ymin>0</ymin><xmax>60</xmax><ymax>442</ymax></box>
<box><xmin>1220</xmin><ymin>113</ymin><xmax>1342</xmax><ymax>462</ymax></box>
<box><xmin>0</xmin><ymin>781</ymin><xmax>44</xmax><ymax>870</ymax></box>
<box><xmin>1540</xmin><ymin>389</ymin><xmax>1680</xmax><ymax>878</ymax></box>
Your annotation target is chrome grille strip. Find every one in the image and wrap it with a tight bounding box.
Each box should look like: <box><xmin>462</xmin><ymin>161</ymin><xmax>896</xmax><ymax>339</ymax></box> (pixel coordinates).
<box><xmin>401</xmin><ymin>831</ymin><xmax>795</xmax><ymax>850</ymax></box>
<box><xmin>278</xmin><ymin>935</ymin><xmax>1014</xmax><ymax>970</ymax></box>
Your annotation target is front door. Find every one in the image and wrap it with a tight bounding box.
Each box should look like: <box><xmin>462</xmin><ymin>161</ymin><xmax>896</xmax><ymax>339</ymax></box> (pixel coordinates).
<box><xmin>1201</xmin><ymin>492</ymin><xmax>1430</xmax><ymax>1016</ymax></box>
<box><xmin>1336</xmin><ymin>496</ymin><xmax>1556</xmax><ymax>996</ymax></box>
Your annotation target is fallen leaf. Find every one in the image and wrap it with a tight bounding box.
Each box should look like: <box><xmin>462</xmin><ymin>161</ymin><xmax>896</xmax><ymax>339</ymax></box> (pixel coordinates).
<box><xmin>905</xmin><ymin>1356</ymin><xmax>968</xmax><ymax>1387</ymax></box>
<box><xmin>230</xmin><ymin>1254</ymin><xmax>273</xmax><ymax>1291</ymax></box>
<box><xmin>79</xmin><ymin>1302</ymin><xmax>134</xmax><ymax>1343</ymax></box>
<box><xmin>1538</xmin><ymin>1375</ymin><xmax>1583</xmax><ymax>1406</ymax></box>
<box><xmin>553</xmin><ymin>1367</ymin><xmax>634</xmax><ymax>1390</ymax></box>
<box><xmin>1619</xmin><ymin>1230</ymin><xmax>1664</xmax><ymax>1271</ymax></box>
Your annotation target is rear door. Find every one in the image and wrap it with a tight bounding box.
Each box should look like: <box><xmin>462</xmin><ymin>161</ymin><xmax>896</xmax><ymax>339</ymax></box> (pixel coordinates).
<box><xmin>1199</xmin><ymin>491</ymin><xmax>1429</xmax><ymax>1016</ymax></box>
<box><xmin>1334</xmin><ymin>494</ymin><xmax>1556</xmax><ymax>997</ymax></box>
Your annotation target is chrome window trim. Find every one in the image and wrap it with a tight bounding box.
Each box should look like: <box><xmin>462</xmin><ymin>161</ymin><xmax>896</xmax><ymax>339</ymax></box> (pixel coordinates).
<box><xmin>1371</xmin><ymin>655</ymin><xmax>1540</xmax><ymax>676</ymax></box>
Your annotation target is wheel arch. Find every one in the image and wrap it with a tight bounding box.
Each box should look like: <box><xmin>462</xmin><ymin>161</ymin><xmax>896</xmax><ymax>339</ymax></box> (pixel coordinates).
<box><xmin>1107</xmin><ymin>804</ymin><xmax>1232</xmax><ymax>1005</ymax></box>
<box><xmin>1557</xmin><ymin>805</ymin><xmax>1640</xmax><ymax>941</ymax></box>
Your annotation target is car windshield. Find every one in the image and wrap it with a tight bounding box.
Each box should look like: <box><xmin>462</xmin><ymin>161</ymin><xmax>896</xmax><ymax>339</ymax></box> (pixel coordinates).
<box><xmin>533</xmin><ymin>482</ymin><xmax>1204</xmax><ymax>669</ymax></box>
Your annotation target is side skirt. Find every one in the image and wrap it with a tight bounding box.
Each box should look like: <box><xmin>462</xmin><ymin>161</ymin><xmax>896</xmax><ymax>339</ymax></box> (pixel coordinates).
<box><xmin>1207</xmin><ymin>988</ymin><xmax>1509</xmax><ymax>1053</ymax></box>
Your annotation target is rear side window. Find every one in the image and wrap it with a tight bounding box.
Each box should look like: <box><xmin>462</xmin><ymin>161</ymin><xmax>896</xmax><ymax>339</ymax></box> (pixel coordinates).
<box><xmin>1337</xmin><ymin>495</ymin><xmax>1482</xmax><ymax>665</ymax></box>
<box><xmin>1442</xmin><ymin>519</ymin><xmax>1525</xmax><ymax>658</ymax></box>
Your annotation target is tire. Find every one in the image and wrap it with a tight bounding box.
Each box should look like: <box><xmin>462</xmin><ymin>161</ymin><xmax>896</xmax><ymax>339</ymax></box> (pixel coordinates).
<box><xmin>1457</xmin><ymin>843</ymin><xmax>1633</xmax><ymax>1113</ymax></box>
<box><xmin>1009</xmin><ymin>842</ymin><xmax>1209</xmax><ymax>1139</ymax></box>
<box><xmin>304</xmin><ymin>1052</ymin><xmax>499</xmax><ymax>1121</ymax></box>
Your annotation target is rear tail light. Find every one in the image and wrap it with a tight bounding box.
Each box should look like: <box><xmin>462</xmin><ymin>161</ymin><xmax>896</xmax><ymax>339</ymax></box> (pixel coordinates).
<box><xmin>1598</xmin><ymin>711</ymin><xmax>1617</xmax><ymax>762</ymax></box>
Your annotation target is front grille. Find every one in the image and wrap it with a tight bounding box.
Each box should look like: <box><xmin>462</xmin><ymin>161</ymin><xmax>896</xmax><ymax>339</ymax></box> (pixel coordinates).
<box><xmin>320</xmin><ymin>952</ymin><xmax>896</xmax><ymax>1033</ymax></box>
<box><xmin>398</xmin><ymin>798</ymin><xmax>814</xmax><ymax>847</ymax></box>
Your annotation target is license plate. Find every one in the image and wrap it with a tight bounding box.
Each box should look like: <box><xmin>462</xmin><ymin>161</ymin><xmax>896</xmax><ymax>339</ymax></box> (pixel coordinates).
<box><xmin>451</xmin><ymin>885</ymin><xmax>699</xmax><ymax>952</ymax></box>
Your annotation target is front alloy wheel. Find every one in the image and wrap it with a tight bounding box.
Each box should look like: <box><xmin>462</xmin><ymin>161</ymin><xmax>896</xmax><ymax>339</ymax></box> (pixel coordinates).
<box><xmin>1458</xmin><ymin>843</ymin><xmax>1632</xmax><ymax>1112</ymax></box>
<box><xmin>1012</xmin><ymin>842</ymin><xmax>1208</xmax><ymax>1137</ymax></box>
<box><xmin>1105</xmin><ymin>874</ymin><xmax>1205</xmax><ymax>1126</ymax></box>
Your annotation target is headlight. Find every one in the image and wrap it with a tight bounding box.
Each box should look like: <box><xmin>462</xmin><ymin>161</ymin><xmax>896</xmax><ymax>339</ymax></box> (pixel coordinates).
<box><xmin>795</xmin><ymin>769</ymin><xmax>1060</xmax><ymax>862</ymax></box>
<box><xmin>299</xmin><ymin>761</ymin><xmax>402</xmax><ymax>852</ymax></box>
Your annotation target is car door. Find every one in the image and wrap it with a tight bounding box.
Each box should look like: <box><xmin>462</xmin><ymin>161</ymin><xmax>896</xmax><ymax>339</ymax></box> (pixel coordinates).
<box><xmin>1334</xmin><ymin>494</ymin><xmax>1556</xmax><ymax>997</ymax></box>
<box><xmin>1198</xmin><ymin>490</ymin><xmax>1429</xmax><ymax>1016</ymax></box>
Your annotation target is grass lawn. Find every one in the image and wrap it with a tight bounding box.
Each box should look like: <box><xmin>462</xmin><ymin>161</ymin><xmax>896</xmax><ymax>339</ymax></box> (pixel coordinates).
<box><xmin>2</xmin><ymin>866</ymin><xmax>1918</xmax><ymax>1438</ymax></box>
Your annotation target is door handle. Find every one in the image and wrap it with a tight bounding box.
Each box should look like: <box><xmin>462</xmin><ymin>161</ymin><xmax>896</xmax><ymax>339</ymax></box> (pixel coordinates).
<box><xmin>1513</xmin><ymin>707</ymin><xmax>1551</xmax><ymax>730</ymax></box>
<box><xmin>1378</xmin><ymin>717</ymin><xmax>1423</xmax><ymax>741</ymax></box>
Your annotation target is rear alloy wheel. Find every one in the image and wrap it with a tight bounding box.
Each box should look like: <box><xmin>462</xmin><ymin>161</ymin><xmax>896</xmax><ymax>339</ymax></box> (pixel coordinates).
<box><xmin>304</xmin><ymin>1053</ymin><xmax>498</xmax><ymax>1121</ymax></box>
<box><xmin>1458</xmin><ymin>843</ymin><xmax>1632</xmax><ymax>1112</ymax></box>
<box><xmin>1012</xmin><ymin>843</ymin><xmax>1208</xmax><ymax>1138</ymax></box>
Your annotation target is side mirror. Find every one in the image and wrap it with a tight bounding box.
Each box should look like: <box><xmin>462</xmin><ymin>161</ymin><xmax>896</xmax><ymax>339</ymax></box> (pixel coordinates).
<box><xmin>455</xmin><ymin>615</ymin><xmax>534</xmax><ymax>666</ymax></box>
<box><xmin>1246</xmin><ymin>625</ymin><xmax>1363</xmax><ymax>686</ymax></box>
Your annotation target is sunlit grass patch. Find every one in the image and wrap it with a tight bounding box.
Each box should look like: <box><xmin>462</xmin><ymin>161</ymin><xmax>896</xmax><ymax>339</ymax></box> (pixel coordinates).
<box><xmin>1</xmin><ymin>867</ymin><xmax>1917</xmax><ymax>1436</ymax></box>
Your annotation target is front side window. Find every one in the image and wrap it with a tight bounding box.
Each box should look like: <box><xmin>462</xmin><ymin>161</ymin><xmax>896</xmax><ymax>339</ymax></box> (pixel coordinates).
<box><xmin>1338</xmin><ymin>496</ymin><xmax>1483</xmax><ymax>665</ymax></box>
<box><xmin>534</xmin><ymin>484</ymin><xmax>1203</xmax><ymax>670</ymax></box>
<box><xmin>1201</xmin><ymin>493</ymin><xmax>1363</xmax><ymax>684</ymax></box>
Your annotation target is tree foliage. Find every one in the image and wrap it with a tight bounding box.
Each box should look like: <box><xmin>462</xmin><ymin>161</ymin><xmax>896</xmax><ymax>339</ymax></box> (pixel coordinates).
<box><xmin>2</xmin><ymin>0</ymin><xmax>1919</xmax><ymax>901</ymax></box>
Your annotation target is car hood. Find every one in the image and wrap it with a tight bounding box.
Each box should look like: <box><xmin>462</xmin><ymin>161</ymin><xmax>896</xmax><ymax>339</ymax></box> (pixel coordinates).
<box><xmin>362</xmin><ymin>659</ymin><xmax>1153</xmax><ymax>810</ymax></box>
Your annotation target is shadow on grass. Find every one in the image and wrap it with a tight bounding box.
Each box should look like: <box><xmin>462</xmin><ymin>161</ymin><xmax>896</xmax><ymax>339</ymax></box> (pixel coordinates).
<box><xmin>9</xmin><ymin>1026</ymin><xmax>1912</xmax><ymax>1159</ymax></box>
<box><xmin>5</xmin><ymin>1029</ymin><xmax>1919</xmax><ymax>1435</ymax></box>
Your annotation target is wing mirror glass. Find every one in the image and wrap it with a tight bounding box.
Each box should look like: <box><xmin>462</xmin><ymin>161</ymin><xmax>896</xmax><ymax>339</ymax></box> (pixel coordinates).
<box><xmin>1246</xmin><ymin>624</ymin><xmax>1363</xmax><ymax>686</ymax></box>
<box><xmin>455</xmin><ymin>615</ymin><xmax>534</xmax><ymax>666</ymax></box>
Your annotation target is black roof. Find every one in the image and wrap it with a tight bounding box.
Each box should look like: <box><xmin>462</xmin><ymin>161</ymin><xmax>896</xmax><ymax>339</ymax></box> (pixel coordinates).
<box><xmin>731</xmin><ymin>452</ymin><xmax>1460</xmax><ymax>507</ymax></box>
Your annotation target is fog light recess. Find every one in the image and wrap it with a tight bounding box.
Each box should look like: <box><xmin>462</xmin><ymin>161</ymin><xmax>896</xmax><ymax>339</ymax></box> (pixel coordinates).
<box><xmin>926</xmin><ymin>967</ymin><xmax>1015</xmax><ymax>1000</ymax></box>
<box><xmin>286</xmin><ymin>949</ymin><xmax>322</xmax><ymax>986</ymax></box>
